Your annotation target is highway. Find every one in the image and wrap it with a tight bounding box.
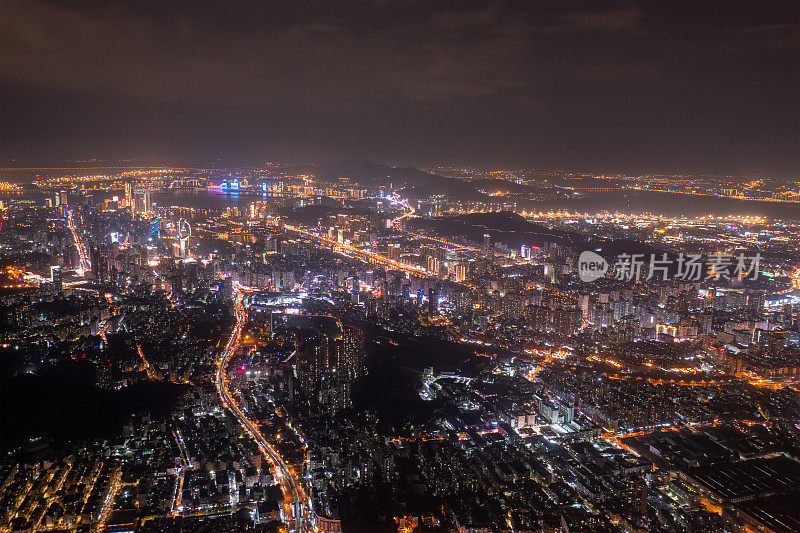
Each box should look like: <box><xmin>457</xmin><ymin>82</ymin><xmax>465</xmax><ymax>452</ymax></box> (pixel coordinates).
<box><xmin>283</xmin><ymin>222</ymin><xmax>431</xmax><ymax>275</ymax></box>
<box><xmin>67</xmin><ymin>209</ymin><xmax>91</xmax><ymax>276</ymax></box>
<box><xmin>215</xmin><ymin>291</ymin><xmax>311</xmax><ymax>532</ymax></box>
<box><xmin>136</xmin><ymin>344</ymin><xmax>157</xmax><ymax>380</ymax></box>
<box><xmin>404</xmin><ymin>230</ymin><xmax>481</xmax><ymax>252</ymax></box>
<box><xmin>278</xmin><ymin>192</ymin><xmax>434</xmax><ymax>276</ymax></box>
<box><xmin>386</xmin><ymin>193</ymin><xmax>416</xmax><ymax>226</ymax></box>
<box><xmin>229</xmin><ymin>192</ymin><xmax>479</xmax><ymax>278</ymax></box>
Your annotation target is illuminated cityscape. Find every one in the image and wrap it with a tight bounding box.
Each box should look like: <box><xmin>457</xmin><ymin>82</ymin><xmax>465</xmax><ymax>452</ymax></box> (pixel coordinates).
<box><xmin>1</xmin><ymin>2</ymin><xmax>798</xmax><ymax>533</ymax></box>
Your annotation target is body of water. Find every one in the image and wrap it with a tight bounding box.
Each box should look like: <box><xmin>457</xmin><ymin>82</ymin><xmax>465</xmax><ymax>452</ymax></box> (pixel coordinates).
<box><xmin>527</xmin><ymin>190</ymin><xmax>798</xmax><ymax>220</ymax></box>
<box><xmin>152</xmin><ymin>190</ymin><xmax>258</xmax><ymax>210</ymax></box>
<box><xmin>151</xmin><ymin>190</ymin><xmax>799</xmax><ymax>219</ymax></box>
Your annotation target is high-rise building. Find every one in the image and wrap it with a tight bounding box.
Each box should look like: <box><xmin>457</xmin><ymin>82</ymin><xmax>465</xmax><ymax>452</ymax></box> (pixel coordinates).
<box><xmin>90</xmin><ymin>246</ymin><xmax>108</xmax><ymax>282</ymax></box>
<box><xmin>220</xmin><ymin>277</ymin><xmax>233</xmax><ymax>301</ymax></box>
<box><xmin>428</xmin><ymin>287</ymin><xmax>438</xmax><ymax>315</ymax></box>
<box><xmin>174</xmin><ymin>218</ymin><xmax>190</xmax><ymax>258</ymax></box>
<box><xmin>124</xmin><ymin>182</ymin><xmax>133</xmax><ymax>208</ymax></box>
<box><xmin>502</xmin><ymin>293</ymin><xmax>525</xmax><ymax>320</ymax></box>
<box><xmin>701</xmin><ymin>311</ymin><xmax>713</xmax><ymax>334</ymax></box>
<box><xmin>454</xmin><ymin>263</ymin><xmax>467</xmax><ymax>283</ymax></box>
<box><xmin>624</xmin><ymin>476</ymin><xmax>648</xmax><ymax>521</ymax></box>
<box><xmin>426</xmin><ymin>255</ymin><xmax>440</xmax><ymax>276</ymax></box>
<box><xmin>291</xmin><ymin>319</ymin><xmax>366</xmax><ymax>415</ymax></box>
<box><xmin>50</xmin><ymin>266</ymin><xmax>62</xmax><ymax>292</ymax></box>
<box><xmin>341</xmin><ymin>326</ymin><xmax>365</xmax><ymax>381</ymax></box>
<box><xmin>178</xmin><ymin>236</ymin><xmax>189</xmax><ymax>257</ymax></box>
<box><xmin>528</xmin><ymin>305</ymin><xmax>552</xmax><ymax>333</ymax></box>
<box><xmin>55</xmin><ymin>190</ymin><xmax>68</xmax><ymax>207</ymax></box>
<box><xmin>272</xmin><ymin>270</ymin><xmax>295</xmax><ymax>291</ymax></box>
<box><xmin>553</xmin><ymin>308</ymin><xmax>579</xmax><ymax>335</ymax></box>
<box><xmin>149</xmin><ymin>217</ymin><xmax>161</xmax><ymax>242</ymax></box>
<box><xmin>296</xmin><ymin>331</ymin><xmax>330</xmax><ymax>393</ymax></box>
<box><xmin>746</xmin><ymin>290</ymin><xmax>766</xmax><ymax>316</ymax></box>
<box><xmin>387</xmin><ymin>243</ymin><xmax>401</xmax><ymax>262</ymax></box>
<box><xmin>482</xmin><ymin>233</ymin><xmax>491</xmax><ymax>256</ymax></box>
<box><xmin>133</xmin><ymin>189</ymin><xmax>152</xmax><ymax>214</ymax></box>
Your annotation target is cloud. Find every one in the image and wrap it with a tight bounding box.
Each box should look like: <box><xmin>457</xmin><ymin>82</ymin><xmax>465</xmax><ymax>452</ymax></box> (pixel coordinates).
<box><xmin>718</xmin><ymin>23</ymin><xmax>800</xmax><ymax>52</ymax></box>
<box><xmin>0</xmin><ymin>2</ymin><xmax>534</xmax><ymax>108</ymax></box>
<box><xmin>428</xmin><ymin>4</ymin><xmax>500</xmax><ymax>29</ymax></box>
<box><xmin>544</xmin><ymin>7</ymin><xmax>643</xmax><ymax>34</ymax></box>
<box><xmin>1</xmin><ymin>1</ymin><xmax>796</xmax><ymax>177</ymax></box>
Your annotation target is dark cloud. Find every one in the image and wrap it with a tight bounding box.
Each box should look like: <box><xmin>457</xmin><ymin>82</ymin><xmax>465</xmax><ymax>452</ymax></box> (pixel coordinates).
<box><xmin>0</xmin><ymin>1</ymin><xmax>529</xmax><ymax>106</ymax></box>
<box><xmin>0</xmin><ymin>1</ymin><xmax>797</xmax><ymax>176</ymax></box>
<box><xmin>557</xmin><ymin>7</ymin><xmax>643</xmax><ymax>32</ymax></box>
<box><xmin>719</xmin><ymin>23</ymin><xmax>800</xmax><ymax>52</ymax></box>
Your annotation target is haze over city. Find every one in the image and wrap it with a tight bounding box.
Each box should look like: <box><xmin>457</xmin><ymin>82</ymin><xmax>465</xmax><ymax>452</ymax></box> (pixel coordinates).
<box><xmin>1</xmin><ymin>1</ymin><xmax>798</xmax><ymax>176</ymax></box>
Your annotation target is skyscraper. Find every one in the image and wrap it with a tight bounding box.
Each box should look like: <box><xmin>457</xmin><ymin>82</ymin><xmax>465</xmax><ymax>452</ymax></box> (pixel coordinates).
<box><xmin>55</xmin><ymin>190</ymin><xmax>68</xmax><ymax>207</ymax></box>
<box><xmin>124</xmin><ymin>182</ymin><xmax>133</xmax><ymax>208</ymax></box>
<box><xmin>133</xmin><ymin>189</ymin><xmax>152</xmax><ymax>214</ymax></box>
<box><xmin>50</xmin><ymin>266</ymin><xmax>62</xmax><ymax>292</ymax></box>
<box><xmin>341</xmin><ymin>326</ymin><xmax>365</xmax><ymax>381</ymax></box>
<box><xmin>149</xmin><ymin>217</ymin><xmax>161</xmax><ymax>242</ymax></box>
<box><xmin>90</xmin><ymin>246</ymin><xmax>108</xmax><ymax>282</ymax></box>
<box><xmin>220</xmin><ymin>277</ymin><xmax>233</xmax><ymax>302</ymax></box>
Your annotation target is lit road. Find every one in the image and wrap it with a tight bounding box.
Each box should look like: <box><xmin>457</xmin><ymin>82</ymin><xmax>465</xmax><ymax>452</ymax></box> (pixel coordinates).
<box><xmin>284</xmin><ymin>223</ymin><xmax>430</xmax><ymax>276</ymax></box>
<box><xmin>627</xmin><ymin>186</ymin><xmax>800</xmax><ymax>204</ymax></box>
<box><xmin>67</xmin><ymin>209</ymin><xmax>91</xmax><ymax>276</ymax></box>
<box><xmin>215</xmin><ymin>291</ymin><xmax>311</xmax><ymax>532</ymax></box>
<box><xmin>404</xmin><ymin>230</ymin><xmax>481</xmax><ymax>252</ymax></box>
<box><xmin>386</xmin><ymin>193</ymin><xmax>483</xmax><ymax>253</ymax></box>
<box><xmin>137</xmin><ymin>344</ymin><xmax>157</xmax><ymax>380</ymax></box>
<box><xmin>386</xmin><ymin>193</ymin><xmax>416</xmax><ymax>226</ymax></box>
<box><xmin>231</xmin><ymin>192</ymin><xmax>469</xmax><ymax>278</ymax></box>
<box><xmin>281</xmin><ymin>192</ymin><xmax>432</xmax><ymax>276</ymax></box>
<box><xmin>170</xmin><ymin>428</ymin><xmax>192</xmax><ymax>516</ymax></box>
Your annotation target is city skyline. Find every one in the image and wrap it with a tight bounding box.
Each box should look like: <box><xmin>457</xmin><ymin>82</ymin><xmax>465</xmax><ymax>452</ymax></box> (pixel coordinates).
<box><xmin>1</xmin><ymin>163</ymin><xmax>798</xmax><ymax>532</ymax></box>
<box><xmin>1</xmin><ymin>2</ymin><xmax>798</xmax><ymax>533</ymax></box>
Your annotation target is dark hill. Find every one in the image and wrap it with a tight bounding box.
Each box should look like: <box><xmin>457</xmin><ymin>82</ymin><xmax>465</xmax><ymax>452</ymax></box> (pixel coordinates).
<box><xmin>319</xmin><ymin>160</ymin><xmax>508</xmax><ymax>202</ymax></box>
<box><xmin>1</xmin><ymin>361</ymin><xmax>188</xmax><ymax>451</ymax></box>
<box><xmin>470</xmin><ymin>178</ymin><xmax>535</xmax><ymax>195</ymax></box>
<box><xmin>320</xmin><ymin>159</ymin><xmax>446</xmax><ymax>188</ymax></box>
<box><xmin>409</xmin><ymin>211</ymin><xmax>578</xmax><ymax>249</ymax></box>
<box><xmin>411</xmin><ymin>211</ymin><xmax>661</xmax><ymax>257</ymax></box>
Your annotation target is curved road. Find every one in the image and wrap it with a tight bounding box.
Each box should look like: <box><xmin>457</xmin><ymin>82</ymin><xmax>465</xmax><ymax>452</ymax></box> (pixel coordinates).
<box><xmin>215</xmin><ymin>292</ymin><xmax>310</xmax><ymax>532</ymax></box>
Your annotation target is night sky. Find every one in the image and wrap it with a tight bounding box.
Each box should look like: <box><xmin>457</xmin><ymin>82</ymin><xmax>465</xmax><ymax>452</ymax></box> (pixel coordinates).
<box><xmin>1</xmin><ymin>1</ymin><xmax>798</xmax><ymax>176</ymax></box>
